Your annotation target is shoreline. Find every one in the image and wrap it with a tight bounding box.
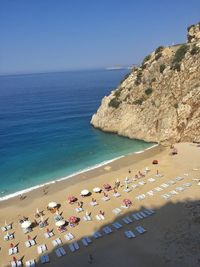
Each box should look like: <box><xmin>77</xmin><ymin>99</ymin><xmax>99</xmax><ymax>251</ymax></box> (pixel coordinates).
<box><xmin>0</xmin><ymin>143</ymin><xmax>158</xmax><ymax>202</ymax></box>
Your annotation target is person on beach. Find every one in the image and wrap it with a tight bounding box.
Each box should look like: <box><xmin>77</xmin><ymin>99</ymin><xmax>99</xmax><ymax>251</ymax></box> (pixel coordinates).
<box><xmin>88</xmin><ymin>254</ymin><xmax>93</xmax><ymax>264</ymax></box>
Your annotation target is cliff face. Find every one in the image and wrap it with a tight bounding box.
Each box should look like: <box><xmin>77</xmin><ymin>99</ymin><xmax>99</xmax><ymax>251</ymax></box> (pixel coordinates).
<box><xmin>91</xmin><ymin>22</ymin><xmax>200</xmax><ymax>145</ymax></box>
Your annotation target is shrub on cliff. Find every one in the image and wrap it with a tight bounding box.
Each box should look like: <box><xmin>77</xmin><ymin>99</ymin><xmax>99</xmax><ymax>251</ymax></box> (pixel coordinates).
<box><xmin>155</xmin><ymin>52</ymin><xmax>162</xmax><ymax>61</ymax></box>
<box><xmin>108</xmin><ymin>98</ymin><xmax>121</xmax><ymax>108</ymax></box>
<box><xmin>145</xmin><ymin>88</ymin><xmax>153</xmax><ymax>95</ymax></box>
<box><xmin>172</xmin><ymin>44</ymin><xmax>189</xmax><ymax>64</ymax></box>
<box><xmin>155</xmin><ymin>46</ymin><xmax>164</xmax><ymax>54</ymax></box>
<box><xmin>142</xmin><ymin>54</ymin><xmax>151</xmax><ymax>65</ymax></box>
<box><xmin>160</xmin><ymin>64</ymin><xmax>166</xmax><ymax>73</ymax></box>
<box><xmin>134</xmin><ymin>70</ymin><xmax>143</xmax><ymax>85</ymax></box>
<box><xmin>172</xmin><ymin>62</ymin><xmax>181</xmax><ymax>72</ymax></box>
<box><xmin>133</xmin><ymin>97</ymin><xmax>144</xmax><ymax>105</ymax></box>
<box><xmin>190</xmin><ymin>44</ymin><xmax>200</xmax><ymax>55</ymax></box>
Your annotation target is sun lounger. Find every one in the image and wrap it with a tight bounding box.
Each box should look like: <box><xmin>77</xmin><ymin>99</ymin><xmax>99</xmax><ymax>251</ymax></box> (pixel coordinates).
<box><xmin>138</xmin><ymin>181</ymin><xmax>146</xmax><ymax>186</ymax></box>
<box><xmin>135</xmin><ymin>213</ymin><xmax>143</xmax><ymax>219</ymax></box>
<box><xmin>135</xmin><ymin>226</ymin><xmax>146</xmax><ymax>234</ymax></box>
<box><xmin>124</xmin><ymin>188</ymin><xmax>132</xmax><ymax>192</ymax></box>
<box><xmin>40</xmin><ymin>254</ymin><xmax>49</xmax><ymax>264</ymax></box>
<box><xmin>140</xmin><ymin>211</ymin><xmax>147</xmax><ymax>218</ymax></box>
<box><xmin>131</xmin><ymin>184</ymin><xmax>139</xmax><ymax>189</ymax></box>
<box><xmin>65</xmin><ymin>232</ymin><xmax>74</xmax><ymax>241</ymax></box>
<box><xmin>144</xmin><ymin>209</ymin><xmax>154</xmax><ymax>216</ymax></box>
<box><xmin>113</xmin><ymin>192</ymin><xmax>121</xmax><ymax>197</ymax></box>
<box><xmin>135</xmin><ymin>194</ymin><xmax>146</xmax><ymax>200</ymax></box>
<box><xmin>103</xmin><ymin>226</ymin><xmax>112</xmax><ymax>234</ymax></box>
<box><xmin>175</xmin><ymin>176</ymin><xmax>184</xmax><ymax>181</ymax></box>
<box><xmin>176</xmin><ymin>186</ymin><xmax>185</xmax><ymax>191</ymax></box>
<box><xmin>73</xmin><ymin>241</ymin><xmax>79</xmax><ymax>250</ymax></box>
<box><xmin>112</xmin><ymin>222</ymin><xmax>123</xmax><ymax>229</ymax></box>
<box><xmin>112</xmin><ymin>208</ymin><xmax>121</xmax><ymax>215</ymax></box>
<box><xmin>170</xmin><ymin>190</ymin><xmax>178</xmax><ymax>195</ymax></box>
<box><xmin>183</xmin><ymin>182</ymin><xmax>192</xmax><ymax>187</ymax></box>
<box><xmin>68</xmin><ymin>243</ymin><xmax>75</xmax><ymax>252</ymax></box>
<box><xmin>148</xmin><ymin>178</ymin><xmax>155</xmax><ymax>182</ymax></box>
<box><xmin>55</xmin><ymin>248</ymin><xmax>62</xmax><ymax>257</ymax></box>
<box><xmin>8</xmin><ymin>247</ymin><xmax>18</xmax><ymax>256</ymax></box>
<box><xmin>37</xmin><ymin>244</ymin><xmax>47</xmax><ymax>254</ymax></box>
<box><xmin>121</xmin><ymin>205</ymin><xmax>128</xmax><ymax>209</ymax></box>
<box><xmin>60</xmin><ymin>247</ymin><xmax>66</xmax><ymax>255</ymax></box>
<box><xmin>162</xmin><ymin>194</ymin><xmax>171</xmax><ymax>200</ymax></box>
<box><xmin>155</xmin><ymin>187</ymin><xmax>163</xmax><ymax>192</ymax></box>
<box><xmin>82</xmin><ymin>238</ymin><xmax>88</xmax><ymax>246</ymax></box>
<box><xmin>90</xmin><ymin>201</ymin><xmax>98</xmax><ymax>206</ymax></box>
<box><xmin>25</xmin><ymin>259</ymin><xmax>35</xmax><ymax>267</ymax></box>
<box><xmin>25</xmin><ymin>241</ymin><xmax>31</xmax><ymax>248</ymax></box>
<box><xmin>147</xmin><ymin>191</ymin><xmax>154</xmax><ymax>196</ymax></box>
<box><xmin>132</xmin><ymin>213</ymin><xmax>140</xmax><ymax>221</ymax></box>
<box><xmin>122</xmin><ymin>217</ymin><xmax>131</xmax><ymax>224</ymax></box>
<box><xmin>75</xmin><ymin>207</ymin><xmax>84</xmax><ymax>213</ymax></box>
<box><xmin>83</xmin><ymin>215</ymin><xmax>92</xmax><ymax>221</ymax></box>
<box><xmin>92</xmin><ymin>231</ymin><xmax>102</xmax><ymax>239</ymax></box>
<box><xmin>52</xmin><ymin>238</ymin><xmax>62</xmax><ymax>247</ymax></box>
<box><xmin>167</xmin><ymin>180</ymin><xmax>176</xmax><ymax>185</ymax></box>
<box><xmin>160</xmin><ymin>183</ymin><xmax>169</xmax><ymax>188</ymax></box>
<box><xmin>11</xmin><ymin>261</ymin><xmax>22</xmax><ymax>267</ymax></box>
<box><xmin>102</xmin><ymin>196</ymin><xmax>110</xmax><ymax>201</ymax></box>
<box><xmin>55</xmin><ymin>247</ymin><xmax>66</xmax><ymax>257</ymax></box>
<box><xmin>124</xmin><ymin>230</ymin><xmax>135</xmax><ymax>238</ymax></box>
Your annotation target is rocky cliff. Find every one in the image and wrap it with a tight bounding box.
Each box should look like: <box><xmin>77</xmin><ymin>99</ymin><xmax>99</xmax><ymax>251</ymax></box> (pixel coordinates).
<box><xmin>91</xmin><ymin>22</ymin><xmax>200</xmax><ymax>145</ymax></box>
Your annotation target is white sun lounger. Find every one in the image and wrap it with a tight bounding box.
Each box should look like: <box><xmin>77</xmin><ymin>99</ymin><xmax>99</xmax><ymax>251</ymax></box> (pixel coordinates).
<box><xmin>147</xmin><ymin>191</ymin><xmax>154</xmax><ymax>196</ymax></box>
<box><xmin>68</xmin><ymin>243</ymin><xmax>75</xmax><ymax>252</ymax></box>
<box><xmin>135</xmin><ymin>194</ymin><xmax>146</xmax><ymax>200</ymax></box>
<box><xmin>162</xmin><ymin>194</ymin><xmax>171</xmax><ymax>200</ymax></box>
<box><xmin>52</xmin><ymin>238</ymin><xmax>62</xmax><ymax>247</ymax></box>
<box><xmin>135</xmin><ymin>226</ymin><xmax>146</xmax><ymax>234</ymax></box>
<box><xmin>113</xmin><ymin>192</ymin><xmax>121</xmax><ymax>197</ymax></box>
<box><xmin>170</xmin><ymin>190</ymin><xmax>178</xmax><ymax>195</ymax></box>
<box><xmin>143</xmin><ymin>209</ymin><xmax>154</xmax><ymax>216</ymax></box>
<box><xmin>44</xmin><ymin>231</ymin><xmax>54</xmax><ymax>238</ymax></box>
<box><xmin>112</xmin><ymin>208</ymin><xmax>121</xmax><ymax>215</ymax></box>
<box><xmin>131</xmin><ymin>184</ymin><xmax>139</xmax><ymax>189</ymax></box>
<box><xmin>140</xmin><ymin>211</ymin><xmax>147</xmax><ymax>218</ymax></box>
<box><xmin>74</xmin><ymin>241</ymin><xmax>79</xmax><ymax>250</ymax></box>
<box><xmin>121</xmin><ymin>205</ymin><xmax>129</xmax><ymax>209</ymax></box>
<box><xmin>155</xmin><ymin>187</ymin><xmax>163</xmax><ymax>192</ymax></box>
<box><xmin>176</xmin><ymin>186</ymin><xmax>185</xmax><ymax>191</ymax></box>
<box><xmin>148</xmin><ymin>178</ymin><xmax>155</xmax><ymax>182</ymax></box>
<box><xmin>11</xmin><ymin>261</ymin><xmax>22</xmax><ymax>267</ymax></box>
<box><xmin>82</xmin><ymin>238</ymin><xmax>88</xmax><ymax>246</ymax></box>
<box><xmin>65</xmin><ymin>232</ymin><xmax>74</xmax><ymax>241</ymax></box>
<box><xmin>90</xmin><ymin>201</ymin><xmax>98</xmax><ymax>206</ymax></box>
<box><xmin>167</xmin><ymin>180</ymin><xmax>176</xmax><ymax>185</ymax></box>
<box><xmin>124</xmin><ymin>230</ymin><xmax>135</xmax><ymax>238</ymax></box>
<box><xmin>83</xmin><ymin>215</ymin><xmax>92</xmax><ymax>221</ymax></box>
<box><xmin>102</xmin><ymin>196</ymin><xmax>110</xmax><ymax>201</ymax></box>
<box><xmin>122</xmin><ymin>217</ymin><xmax>131</xmax><ymax>224</ymax></box>
<box><xmin>55</xmin><ymin>248</ymin><xmax>62</xmax><ymax>257</ymax></box>
<box><xmin>124</xmin><ymin>188</ymin><xmax>132</xmax><ymax>192</ymax></box>
<box><xmin>132</xmin><ymin>213</ymin><xmax>140</xmax><ymax>220</ymax></box>
<box><xmin>183</xmin><ymin>182</ymin><xmax>192</xmax><ymax>187</ymax></box>
<box><xmin>112</xmin><ymin>222</ymin><xmax>123</xmax><ymax>229</ymax></box>
<box><xmin>37</xmin><ymin>244</ymin><xmax>47</xmax><ymax>254</ymax></box>
<box><xmin>103</xmin><ymin>226</ymin><xmax>112</xmax><ymax>234</ymax></box>
<box><xmin>138</xmin><ymin>181</ymin><xmax>146</xmax><ymax>186</ymax></box>
<box><xmin>25</xmin><ymin>259</ymin><xmax>35</xmax><ymax>267</ymax></box>
<box><xmin>160</xmin><ymin>183</ymin><xmax>169</xmax><ymax>188</ymax></box>
<box><xmin>40</xmin><ymin>254</ymin><xmax>49</xmax><ymax>264</ymax></box>
<box><xmin>75</xmin><ymin>207</ymin><xmax>84</xmax><ymax>213</ymax></box>
<box><xmin>135</xmin><ymin>213</ymin><xmax>143</xmax><ymax>219</ymax></box>
<box><xmin>92</xmin><ymin>231</ymin><xmax>102</xmax><ymax>239</ymax></box>
<box><xmin>175</xmin><ymin>176</ymin><xmax>184</xmax><ymax>181</ymax></box>
<box><xmin>9</xmin><ymin>247</ymin><xmax>18</xmax><ymax>255</ymax></box>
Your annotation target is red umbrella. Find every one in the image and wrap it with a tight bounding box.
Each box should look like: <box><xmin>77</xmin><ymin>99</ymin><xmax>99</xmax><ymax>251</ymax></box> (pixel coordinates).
<box><xmin>27</xmin><ymin>235</ymin><xmax>31</xmax><ymax>240</ymax></box>
<box><xmin>68</xmin><ymin>196</ymin><xmax>77</xmax><ymax>203</ymax></box>
<box><xmin>103</xmin><ymin>184</ymin><xmax>112</xmax><ymax>191</ymax></box>
<box><xmin>13</xmin><ymin>256</ymin><xmax>17</xmax><ymax>262</ymax></box>
<box><xmin>68</xmin><ymin>216</ymin><xmax>78</xmax><ymax>224</ymax></box>
<box><xmin>10</xmin><ymin>243</ymin><xmax>14</xmax><ymax>248</ymax></box>
<box><xmin>123</xmin><ymin>199</ymin><xmax>132</xmax><ymax>205</ymax></box>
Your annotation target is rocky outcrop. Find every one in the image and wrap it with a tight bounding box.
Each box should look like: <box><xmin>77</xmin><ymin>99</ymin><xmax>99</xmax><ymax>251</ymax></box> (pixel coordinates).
<box><xmin>91</xmin><ymin>22</ymin><xmax>200</xmax><ymax>145</ymax></box>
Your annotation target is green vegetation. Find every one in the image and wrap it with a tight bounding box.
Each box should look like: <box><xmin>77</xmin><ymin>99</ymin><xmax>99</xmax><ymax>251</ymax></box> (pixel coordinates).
<box><xmin>133</xmin><ymin>97</ymin><xmax>145</xmax><ymax>105</ymax></box>
<box><xmin>145</xmin><ymin>87</ymin><xmax>153</xmax><ymax>95</ymax></box>
<box><xmin>172</xmin><ymin>62</ymin><xmax>181</xmax><ymax>72</ymax></box>
<box><xmin>190</xmin><ymin>44</ymin><xmax>200</xmax><ymax>55</ymax></box>
<box><xmin>155</xmin><ymin>46</ymin><xmax>164</xmax><ymax>54</ymax></box>
<box><xmin>155</xmin><ymin>52</ymin><xmax>162</xmax><ymax>61</ymax></box>
<box><xmin>151</xmin><ymin>77</ymin><xmax>156</xmax><ymax>83</ymax></box>
<box><xmin>172</xmin><ymin>44</ymin><xmax>189</xmax><ymax>65</ymax></box>
<box><xmin>142</xmin><ymin>54</ymin><xmax>151</xmax><ymax>65</ymax></box>
<box><xmin>114</xmin><ymin>88</ymin><xmax>123</xmax><ymax>98</ymax></box>
<box><xmin>134</xmin><ymin>70</ymin><xmax>143</xmax><ymax>85</ymax></box>
<box><xmin>160</xmin><ymin>64</ymin><xmax>166</xmax><ymax>73</ymax></box>
<box><xmin>174</xmin><ymin>103</ymin><xmax>178</xmax><ymax>109</ymax></box>
<box><xmin>108</xmin><ymin>98</ymin><xmax>121</xmax><ymax>108</ymax></box>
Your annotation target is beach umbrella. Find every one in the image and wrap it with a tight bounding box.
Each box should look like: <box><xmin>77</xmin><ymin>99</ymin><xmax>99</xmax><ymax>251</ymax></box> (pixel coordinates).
<box><xmin>21</xmin><ymin>220</ymin><xmax>32</xmax><ymax>229</ymax></box>
<box><xmin>48</xmin><ymin>202</ymin><xmax>58</xmax><ymax>208</ymax></box>
<box><xmin>103</xmin><ymin>184</ymin><xmax>112</xmax><ymax>191</ymax></box>
<box><xmin>93</xmin><ymin>187</ymin><xmax>101</xmax><ymax>193</ymax></box>
<box><xmin>10</xmin><ymin>243</ymin><xmax>14</xmax><ymax>248</ymax></box>
<box><xmin>13</xmin><ymin>256</ymin><xmax>17</xmax><ymax>262</ymax></box>
<box><xmin>81</xmin><ymin>189</ymin><xmax>89</xmax><ymax>196</ymax></box>
<box><xmin>27</xmin><ymin>235</ymin><xmax>31</xmax><ymax>240</ymax></box>
<box><xmin>123</xmin><ymin>199</ymin><xmax>132</xmax><ymax>205</ymax></box>
<box><xmin>68</xmin><ymin>196</ymin><xmax>77</xmax><ymax>203</ymax></box>
<box><xmin>68</xmin><ymin>216</ymin><xmax>78</xmax><ymax>224</ymax></box>
<box><xmin>55</xmin><ymin>220</ymin><xmax>66</xmax><ymax>227</ymax></box>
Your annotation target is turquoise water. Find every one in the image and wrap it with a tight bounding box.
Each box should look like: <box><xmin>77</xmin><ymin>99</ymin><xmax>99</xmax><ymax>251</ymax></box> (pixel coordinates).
<box><xmin>0</xmin><ymin>70</ymin><xmax>153</xmax><ymax>198</ymax></box>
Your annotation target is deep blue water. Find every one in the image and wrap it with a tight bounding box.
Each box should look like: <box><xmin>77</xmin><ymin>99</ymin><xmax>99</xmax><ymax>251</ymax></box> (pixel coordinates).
<box><xmin>0</xmin><ymin>69</ymin><xmax>152</xmax><ymax>198</ymax></box>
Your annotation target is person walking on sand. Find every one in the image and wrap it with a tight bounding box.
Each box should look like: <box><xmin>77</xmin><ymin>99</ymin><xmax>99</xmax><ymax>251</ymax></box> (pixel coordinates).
<box><xmin>88</xmin><ymin>254</ymin><xmax>93</xmax><ymax>264</ymax></box>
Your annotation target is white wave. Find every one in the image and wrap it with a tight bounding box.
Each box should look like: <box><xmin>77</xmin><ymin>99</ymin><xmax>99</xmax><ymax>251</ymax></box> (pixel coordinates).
<box><xmin>0</xmin><ymin>143</ymin><xmax>158</xmax><ymax>202</ymax></box>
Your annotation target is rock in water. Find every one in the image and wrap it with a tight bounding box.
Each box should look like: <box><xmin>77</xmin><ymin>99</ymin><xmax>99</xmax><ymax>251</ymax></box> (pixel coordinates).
<box><xmin>91</xmin><ymin>22</ymin><xmax>200</xmax><ymax>145</ymax></box>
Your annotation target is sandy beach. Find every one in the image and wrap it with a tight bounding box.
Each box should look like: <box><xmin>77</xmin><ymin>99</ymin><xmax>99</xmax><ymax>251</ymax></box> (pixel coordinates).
<box><xmin>0</xmin><ymin>143</ymin><xmax>200</xmax><ymax>267</ymax></box>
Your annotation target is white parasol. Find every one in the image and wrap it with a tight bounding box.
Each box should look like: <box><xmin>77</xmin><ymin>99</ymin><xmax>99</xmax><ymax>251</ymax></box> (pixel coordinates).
<box><xmin>48</xmin><ymin>202</ymin><xmax>58</xmax><ymax>208</ymax></box>
<box><xmin>21</xmin><ymin>220</ymin><xmax>32</xmax><ymax>229</ymax></box>
<box><xmin>93</xmin><ymin>187</ymin><xmax>101</xmax><ymax>193</ymax></box>
<box><xmin>81</xmin><ymin>189</ymin><xmax>89</xmax><ymax>196</ymax></box>
<box><xmin>55</xmin><ymin>220</ymin><xmax>66</xmax><ymax>227</ymax></box>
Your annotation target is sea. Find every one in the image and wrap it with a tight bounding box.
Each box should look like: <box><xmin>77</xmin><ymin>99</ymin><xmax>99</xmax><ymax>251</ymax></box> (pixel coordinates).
<box><xmin>0</xmin><ymin>69</ymin><xmax>154</xmax><ymax>200</ymax></box>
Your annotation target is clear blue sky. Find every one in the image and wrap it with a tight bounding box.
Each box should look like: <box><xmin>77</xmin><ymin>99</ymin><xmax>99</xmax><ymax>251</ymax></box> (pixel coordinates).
<box><xmin>0</xmin><ymin>0</ymin><xmax>200</xmax><ymax>75</ymax></box>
